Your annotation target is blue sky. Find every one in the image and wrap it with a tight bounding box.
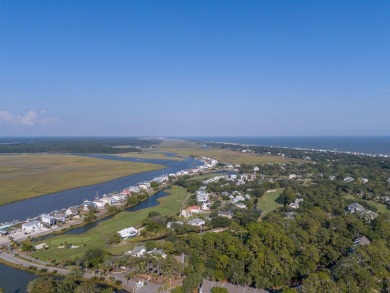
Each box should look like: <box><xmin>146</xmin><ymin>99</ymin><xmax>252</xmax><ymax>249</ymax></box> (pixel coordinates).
<box><xmin>0</xmin><ymin>1</ymin><xmax>389</xmax><ymax>136</ymax></box>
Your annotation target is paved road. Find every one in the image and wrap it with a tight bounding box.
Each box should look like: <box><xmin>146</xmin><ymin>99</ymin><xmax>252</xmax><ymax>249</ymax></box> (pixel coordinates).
<box><xmin>0</xmin><ymin>251</ymin><xmax>70</xmax><ymax>274</ymax></box>
<box><xmin>0</xmin><ymin>250</ymin><xmax>164</xmax><ymax>292</ymax></box>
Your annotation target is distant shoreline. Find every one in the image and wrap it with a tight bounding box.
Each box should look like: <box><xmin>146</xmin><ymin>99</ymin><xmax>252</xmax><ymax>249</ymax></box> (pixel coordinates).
<box><xmin>185</xmin><ymin>136</ymin><xmax>390</xmax><ymax>156</ymax></box>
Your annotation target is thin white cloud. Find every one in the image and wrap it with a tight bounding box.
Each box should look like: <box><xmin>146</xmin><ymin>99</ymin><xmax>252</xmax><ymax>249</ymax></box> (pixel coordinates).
<box><xmin>0</xmin><ymin>110</ymin><xmax>58</xmax><ymax>126</ymax></box>
<box><xmin>0</xmin><ymin>111</ymin><xmax>13</xmax><ymax>122</ymax></box>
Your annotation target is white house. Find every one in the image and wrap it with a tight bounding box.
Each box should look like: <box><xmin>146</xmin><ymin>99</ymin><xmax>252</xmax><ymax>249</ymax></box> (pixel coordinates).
<box><xmin>41</xmin><ymin>214</ymin><xmax>55</xmax><ymax>226</ymax></box>
<box><xmin>289</xmin><ymin>198</ymin><xmax>304</xmax><ymax>209</ymax></box>
<box><xmin>118</xmin><ymin>227</ymin><xmax>138</xmax><ymax>238</ymax></box>
<box><xmin>344</xmin><ymin>177</ymin><xmax>354</xmax><ymax>183</ymax></box>
<box><xmin>232</xmin><ymin>195</ymin><xmax>246</xmax><ymax>203</ymax></box>
<box><xmin>188</xmin><ymin>218</ymin><xmax>206</xmax><ymax>227</ymax></box>
<box><xmin>101</xmin><ymin>197</ymin><xmax>115</xmax><ymax>206</ymax></box>
<box><xmin>235</xmin><ymin>203</ymin><xmax>247</xmax><ymax>209</ymax></box>
<box><xmin>197</xmin><ymin>192</ymin><xmax>209</xmax><ymax>203</ymax></box>
<box><xmin>138</xmin><ymin>183</ymin><xmax>150</xmax><ymax>190</ymax></box>
<box><xmin>128</xmin><ymin>186</ymin><xmax>140</xmax><ymax>193</ymax></box>
<box><xmin>112</xmin><ymin>194</ymin><xmax>126</xmax><ymax>202</ymax></box>
<box><xmin>93</xmin><ymin>200</ymin><xmax>106</xmax><ymax>209</ymax></box>
<box><xmin>253</xmin><ymin>166</ymin><xmax>259</xmax><ymax>172</ymax></box>
<box><xmin>289</xmin><ymin>174</ymin><xmax>297</xmax><ymax>180</ymax></box>
<box><xmin>22</xmin><ymin>220</ymin><xmax>42</xmax><ymax>231</ymax></box>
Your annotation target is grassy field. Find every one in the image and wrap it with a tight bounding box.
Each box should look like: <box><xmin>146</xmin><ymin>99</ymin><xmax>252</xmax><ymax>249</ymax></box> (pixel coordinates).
<box><xmin>0</xmin><ymin>154</ymin><xmax>164</xmax><ymax>206</ymax></box>
<box><xmin>345</xmin><ymin>194</ymin><xmax>390</xmax><ymax>217</ymax></box>
<box><xmin>117</xmin><ymin>151</ymin><xmax>183</xmax><ymax>161</ymax></box>
<box><xmin>156</xmin><ymin>139</ymin><xmax>304</xmax><ymax>165</ymax></box>
<box><xmin>185</xmin><ymin>173</ymin><xmax>226</xmax><ymax>182</ymax></box>
<box><xmin>31</xmin><ymin>186</ymin><xmax>187</xmax><ymax>261</ymax></box>
<box><xmin>257</xmin><ymin>188</ymin><xmax>284</xmax><ymax>219</ymax></box>
<box><xmin>367</xmin><ymin>201</ymin><xmax>390</xmax><ymax>216</ymax></box>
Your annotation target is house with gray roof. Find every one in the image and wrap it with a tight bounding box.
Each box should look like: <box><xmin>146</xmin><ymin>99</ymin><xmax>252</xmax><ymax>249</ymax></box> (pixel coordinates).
<box><xmin>188</xmin><ymin>218</ymin><xmax>206</xmax><ymax>227</ymax></box>
<box><xmin>347</xmin><ymin>203</ymin><xmax>366</xmax><ymax>214</ymax></box>
<box><xmin>128</xmin><ymin>245</ymin><xmax>146</xmax><ymax>257</ymax></box>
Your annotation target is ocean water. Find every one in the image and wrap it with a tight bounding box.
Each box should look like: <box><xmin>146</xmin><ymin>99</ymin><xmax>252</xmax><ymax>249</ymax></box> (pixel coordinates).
<box><xmin>187</xmin><ymin>137</ymin><xmax>390</xmax><ymax>156</ymax></box>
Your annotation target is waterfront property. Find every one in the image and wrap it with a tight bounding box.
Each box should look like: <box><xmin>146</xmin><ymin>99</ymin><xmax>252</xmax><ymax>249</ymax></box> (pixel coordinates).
<box><xmin>30</xmin><ymin>186</ymin><xmax>188</xmax><ymax>261</ymax></box>
<box><xmin>22</xmin><ymin>221</ymin><xmax>42</xmax><ymax>231</ymax></box>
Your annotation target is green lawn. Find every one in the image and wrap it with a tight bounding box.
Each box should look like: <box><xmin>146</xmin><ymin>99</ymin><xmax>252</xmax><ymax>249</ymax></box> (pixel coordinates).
<box><xmin>257</xmin><ymin>188</ymin><xmax>284</xmax><ymax>219</ymax></box>
<box><xmin>31</xmin><ymin>186</ymin><xmax>187</xmax><ymax>261</ymax></box>
<box><xmin>364</xmin><ymin>200</ymin><xmax>390</xmax><ymax>216</ymax></box>
<box><xmin>185</xmin><ymin>173</ymin><xmax>226</xmax><ymax>181</ymax></box>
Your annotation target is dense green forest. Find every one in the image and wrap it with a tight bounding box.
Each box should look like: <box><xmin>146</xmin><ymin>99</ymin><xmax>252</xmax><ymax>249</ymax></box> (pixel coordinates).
<box><xmin>0</xmin><ymin>137</ymin><xmax>161</xmax><ymax>153</ymax></box>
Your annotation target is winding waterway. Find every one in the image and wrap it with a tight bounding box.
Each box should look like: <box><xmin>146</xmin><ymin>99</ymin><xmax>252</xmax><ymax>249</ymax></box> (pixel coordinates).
<box><xmin>0</xmin><ymin>153</ymin><xmax>201</xmax><ymax>292</ymax></box>
<box><xmin>0</xmin><ymin>154</ymin><xmax>200</xmax><ymax>223</ymax></box>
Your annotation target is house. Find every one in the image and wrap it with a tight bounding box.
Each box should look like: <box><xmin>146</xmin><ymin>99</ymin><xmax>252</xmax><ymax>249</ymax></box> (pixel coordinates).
<box><xmin>200</xmin><ymin>279</ymin><xmax>268</xmax><ymax>293</ymax></box>
<box><xmin>93</xmin><ymin>200</ymin><xmax>106</xmax><ymax>209</ymax></box>
<box><xmin>229</xmin><ymin>174</ymin><xmax>237</xmax><ymax>180</ymax></box>
<box><xmin>347</xmin><ymin>203</ymin><xmax>366</xmax><ymax>214</ymax></box>
<box><xmin>329</xmin><ymin>175</ymin><xmax>336</xmax><ymax>180</ymax></box>
<box><xmin>344</xmin><ymin>177</ymin><xmax>354</xmax><ymax>183</ymax></box>
<box><xmin>138</xmin><ymin>183</ymin><xmax>150</xmax><ymax>190</ymax></box>
<box><xmin>153</xmin><ymin>175</ymin><xmax>169</xmax><ymax>183</ymax></box>
<box><xmin>22</xmin><ymin>221</ymin><xmax>42</xmax><ymax>231</ymax></box>
<box><xmin>254</xmin><ymin>166</ymin><xmax>259</xmax><ymax>172</ymax></box>
<box><xmin>289</xmin><ymin>174</ymin><xmax>297</xmax><ymax>180</ymax></box>
<box><xmin>235</xmin><ymin>203</ymin><xmax>247</xmax><ymax>209</ymax></box>
<box><xmin>218</xmin><ymin>211</ymin><xmax>234</xmax><ymax>219</ymax></box>
<box><xmin>66</xmin><ymin>207</ymin><xmax>79</xmax><ymax>216</ymax></box>
<box><xmin>128</xmin><ymin>186</ymin><xmax>140</xmax><ymax>193</ymax></box>
<box><xmin>81</xmin><ymin>200</ymin><xmax>96</xmax><ymax>212</ymax></box>
<box><xmin>232</xmin><ymin>195</ymin><xmax>245</xmax><ymax>203</ymax></box>
<box><xmin>128</xmin><ymin>245</ymin><xmax>147</xmax><ymax>257</ymax></box>
<box><xmin>52</xmin><ymin>213</ymin><xmax>66</xmax><ymax>222</ymax></box>
<box><xmin>289</xmin><ymin>198</ymin><xmax>304</xmax><ymax>209</ymax></box>
<box><xmin>181</xmin><ymin>206</ymin><xmax>202</xmax><ymax>218</ymax></box>
<box><xmin>118</xmin><ymin>227</ymin><xmax>138</xmax><ymax>238</ymax></box>
<box><xmin>112</xmin><ymin>194</ymin><xmax>126</xmax><ymax>202</ymax></box>
<box><xmin>197</xmin><ymin>192</ymin><xmax>209</xmax><ymax>203</ymax></box>
<box><xmin>147</xmin><ymin>248</ymin><xmax>167</xmax><ymax>259</ymax></box>
<box><xmin>354</xmin><ymin>236</ymin><xmax>371</xmax><ymax>246</ymax></box>
<box><xmin>101</xmin><ymin>196</ymin><xmax>116</xmax><ymax>205</ymax></box>
<box><xmin>0</xmin><ymin>230</ymin><xmax>8</xmax><ymax>236</ymax></box>
<box><xmin>40</xmin><ymin>214</ymin><xmax>55</xmax><ymax>226</ymax></box>
<box><xmin>360</xmin><ymin>178</ymin><xmax>369</xmax><ymax>184</ymax></box>
<box><xmin>188</xmin><ymin>218</ymin><xmax>206</xmax><ymax>227</ymax></box>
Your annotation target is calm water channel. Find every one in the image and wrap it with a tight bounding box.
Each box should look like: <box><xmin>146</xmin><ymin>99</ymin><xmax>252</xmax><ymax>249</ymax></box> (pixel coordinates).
<box><xmin>0</xmin><ymin>154</ymin><xmax>201</xmax><ymax>292</ymax></box>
